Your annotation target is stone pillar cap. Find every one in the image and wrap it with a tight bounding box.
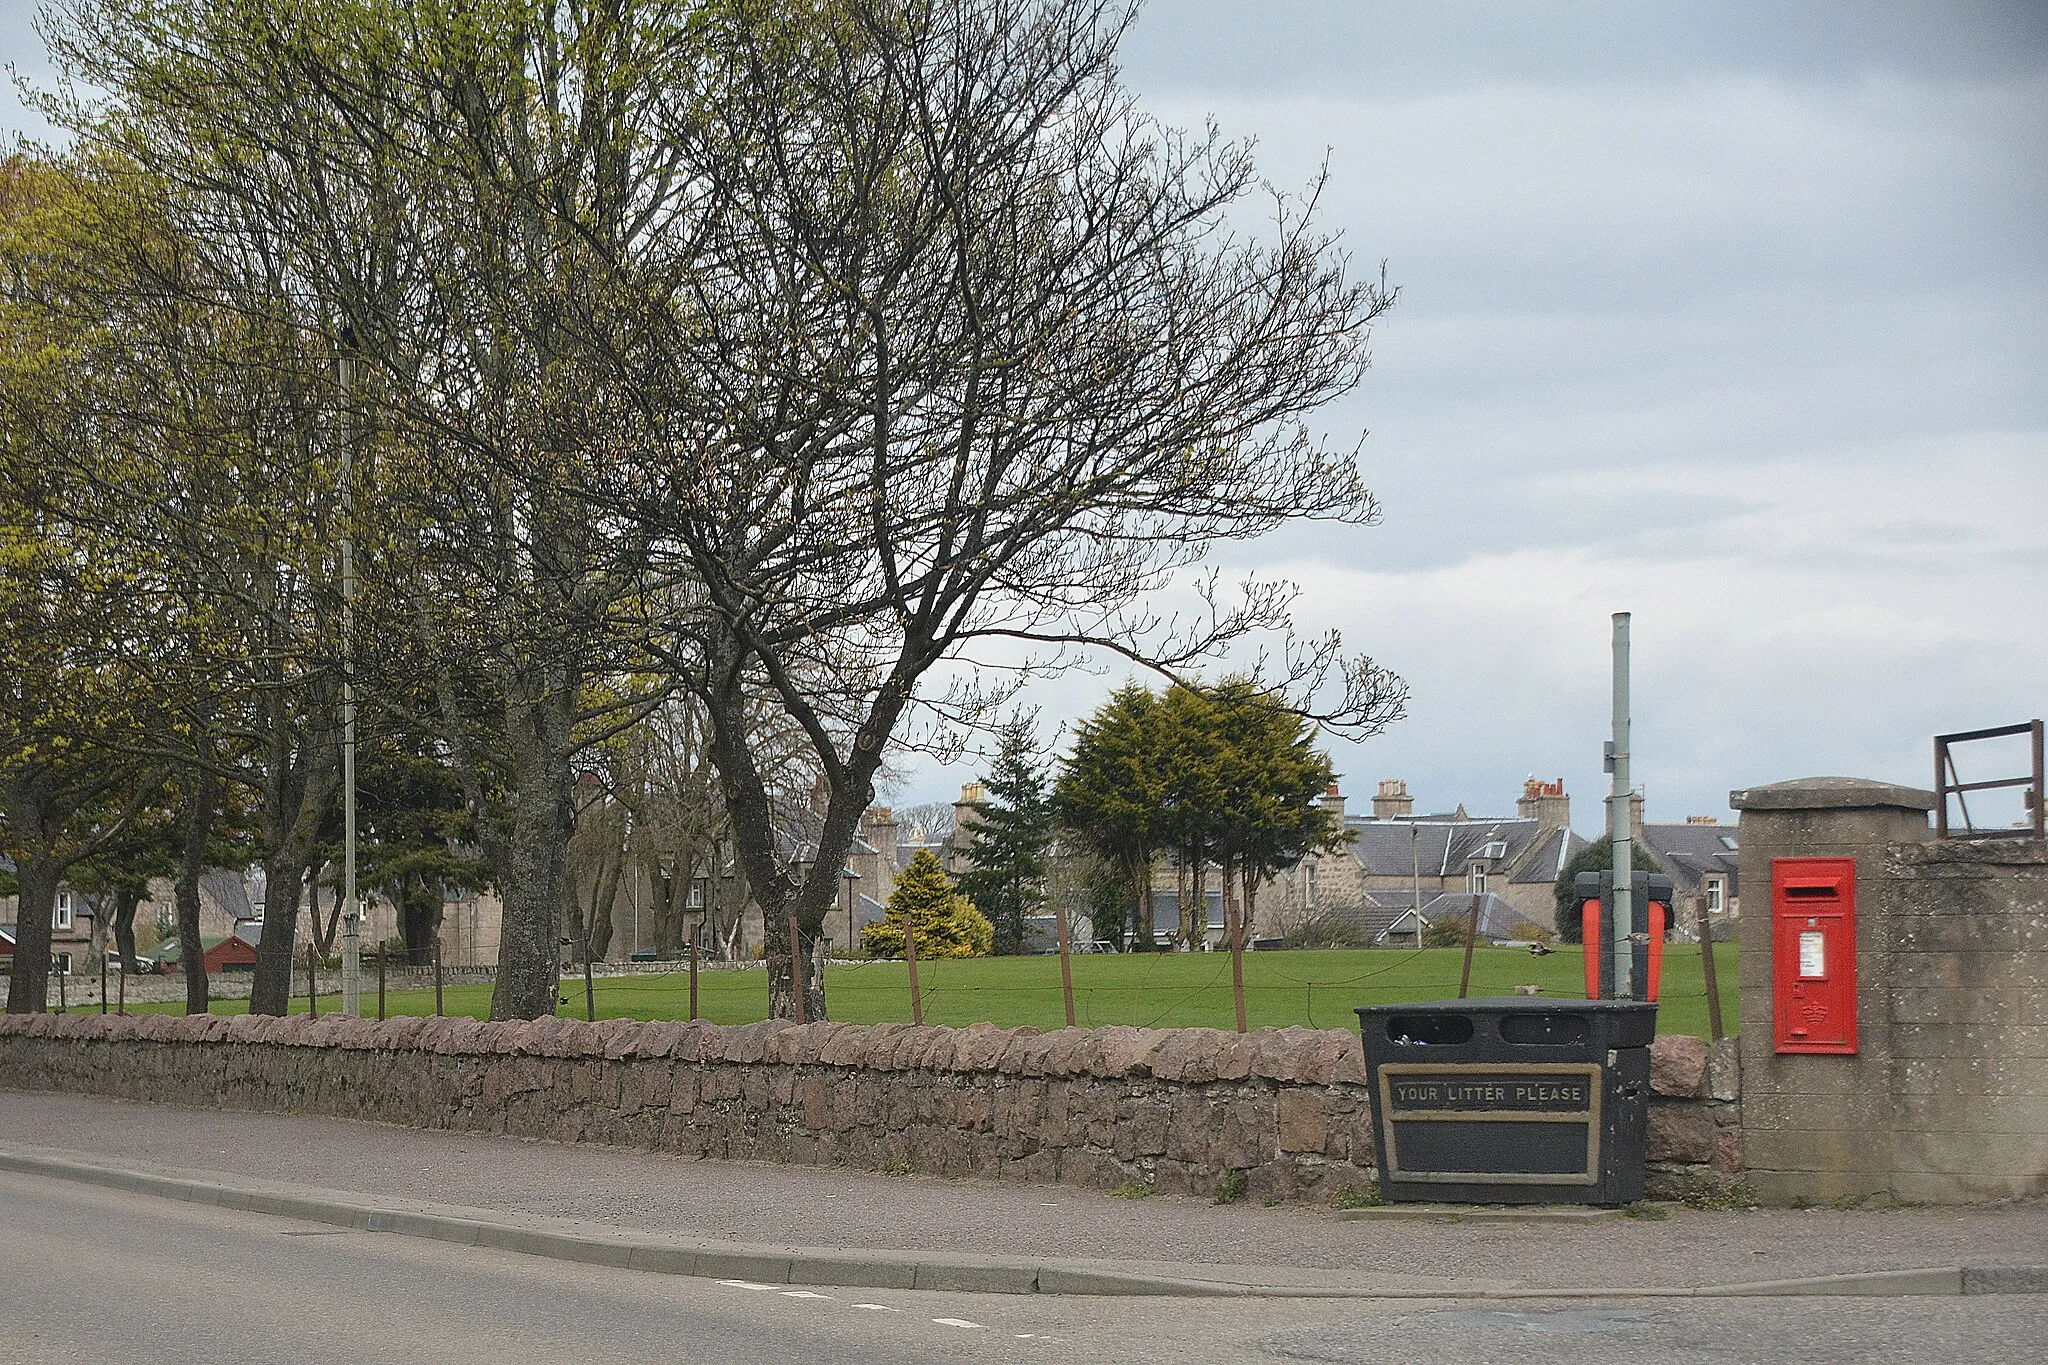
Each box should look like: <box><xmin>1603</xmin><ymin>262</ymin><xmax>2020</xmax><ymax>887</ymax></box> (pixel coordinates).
<box><xmin>1729</xmin><ymin>776</ymin><xmax>1935</xmax><ymax>812</ymax></box>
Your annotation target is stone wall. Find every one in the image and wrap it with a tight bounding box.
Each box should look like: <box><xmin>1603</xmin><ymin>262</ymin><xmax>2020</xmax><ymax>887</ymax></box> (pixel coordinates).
<box><xmin>0</xmin><ymin>1012</ymin><xmax>1728</xmax><ymax>1204</ymax></box>
<box><xmin>1643</xmin><ymin>1033</ymin><xmax>1745</xmax><ymax>1201</ymax></box>
<box><xmin>1733</xmin><ymin>776</ymin><xmax>2048</xmax><ymax>1204</ymax></box>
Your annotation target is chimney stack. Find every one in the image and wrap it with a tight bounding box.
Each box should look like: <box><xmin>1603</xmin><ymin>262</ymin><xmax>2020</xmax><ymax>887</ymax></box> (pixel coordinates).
<box><xmin>1519</xmin><ymin>777</ymin><xmax>1571</xmax><ymax>833</ymax></box>
<box><xmin>1372</xmin><ymin>779</ymin><xmax>1414</xmax><ymax>820</ymax></box>
<box><xmin>1319</xmin><ymin>783</ymin><xmax>1346</xmax><ymax>821</ymax></box>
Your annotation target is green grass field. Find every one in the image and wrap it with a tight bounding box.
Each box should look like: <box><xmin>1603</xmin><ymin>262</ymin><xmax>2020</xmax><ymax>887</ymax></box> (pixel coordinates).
<box><xmin>119</xmin><ymin>944</ymin><xmax>1738</xmax><ymax>1038</ymax></box>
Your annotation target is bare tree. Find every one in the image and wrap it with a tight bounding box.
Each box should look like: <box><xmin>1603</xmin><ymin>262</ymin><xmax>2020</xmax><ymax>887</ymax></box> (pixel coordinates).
<box><xmin>618</xmin><ymin>0</ymin><xmax>1404</xmax><ymax>1018</ymax></box>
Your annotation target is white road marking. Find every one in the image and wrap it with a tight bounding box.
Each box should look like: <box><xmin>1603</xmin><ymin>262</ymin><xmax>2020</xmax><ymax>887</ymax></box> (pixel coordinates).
<box><xmin>716</xmin><ymin>1280</ymin><xmax>782</xmax><ymax>1291</ymax></box>
<box><xmin>932</xmin><ymin>1317</ymin><xmax>984</xmax><ymax>1329</ymax></box>
<box><xmin>781</xmin><ymin>1290</ymin><xmax>836</xmax><ymax>1299</ymax></box>
<box><xmin>851</xmin><ymin>1304</ymin><xmax>901</xmax><ymax>1312</ymax></box>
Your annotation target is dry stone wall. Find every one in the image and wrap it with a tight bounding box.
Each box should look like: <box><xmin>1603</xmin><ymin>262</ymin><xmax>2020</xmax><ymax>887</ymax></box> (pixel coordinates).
<box><xmin>0</xmin><ymin>1012</ymin><xmax>1728</xmax><ymax>1203</ymax></box>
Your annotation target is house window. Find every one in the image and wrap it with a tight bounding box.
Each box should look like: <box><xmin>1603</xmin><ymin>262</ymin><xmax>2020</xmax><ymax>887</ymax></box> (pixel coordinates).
<box><xmin>1468</xmin><ymin>863</ymin><xmax>1487</xmax><ymax>895</ymax></box>
<box><xmin>1305</xmin><ymin>861</ymin><xmax>1318</xmax><ymax>909</ymax></box>
<box><xmin>52</xmin><ymin>952</ymin><xmax>72</xmax><ymax>975</ymax></box>
<box><xmin>53</xmin><ymin>891</ymin><xmax>73</xmax><ymax>932</ymax></box>
<box><xmin>1705</xmin><ymin>876</ymin><xmax>1726</xmax><ymax>916</ymax></box>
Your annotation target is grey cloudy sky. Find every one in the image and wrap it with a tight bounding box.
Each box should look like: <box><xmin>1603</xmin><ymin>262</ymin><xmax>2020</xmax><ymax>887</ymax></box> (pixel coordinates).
<box><xmin>6</xmin><ymin>2</ymin><xmax>2043</xmax><ymax>833</ymax></box>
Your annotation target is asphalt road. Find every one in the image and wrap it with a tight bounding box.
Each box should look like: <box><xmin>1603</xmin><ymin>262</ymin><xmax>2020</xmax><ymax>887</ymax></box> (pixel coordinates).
<box><xmin>3</xmin><ymin>1174</ymin><xmax>2044</xmax><ymax>1365</ymax></box>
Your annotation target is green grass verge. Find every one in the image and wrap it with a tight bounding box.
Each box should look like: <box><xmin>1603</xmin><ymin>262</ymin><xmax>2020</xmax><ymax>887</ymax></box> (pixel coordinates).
<box><xmin>110</xmin><ymin>944</ymin><xmax>1739</xmax><ymax>1038</ymax></box>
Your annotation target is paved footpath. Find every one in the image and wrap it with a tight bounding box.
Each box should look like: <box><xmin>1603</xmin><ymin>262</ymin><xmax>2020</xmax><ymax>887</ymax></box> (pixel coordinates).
<box><xmin>2</xmin><ymin>1091</ymin><xmax>2043</xmax><ymax>1297</ymax></box>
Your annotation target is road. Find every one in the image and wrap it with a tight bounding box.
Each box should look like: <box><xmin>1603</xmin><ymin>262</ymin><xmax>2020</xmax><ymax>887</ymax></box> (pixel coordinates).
<box><xmin>2</xmin><ymin>1174</ymin><xmax>2043</xmax><ymax>1364</ymax></box>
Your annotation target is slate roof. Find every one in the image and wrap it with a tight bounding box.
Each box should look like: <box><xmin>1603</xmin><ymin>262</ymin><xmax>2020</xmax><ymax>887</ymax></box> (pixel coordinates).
<box><xmin>1641</xmin><ymin>823</ymin><xmax>1741</xmax><ymax>896</ymax></box>
<box><xmin>1346</xmin><ymin>816</ymin><xmax>1586</xmax><ymax>886</ymax></box>
<box><xmin>1416</xmin><ymin>891</ymin><xmax>1547</xmax><ymax>941</ymax></box>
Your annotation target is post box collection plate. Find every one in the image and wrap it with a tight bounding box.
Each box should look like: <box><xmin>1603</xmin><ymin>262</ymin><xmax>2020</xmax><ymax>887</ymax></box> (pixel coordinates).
<box><xmin>1377</xmin><ymin>1062</ymin><xmax>1604</xmax><ymax>1185</ymax></box>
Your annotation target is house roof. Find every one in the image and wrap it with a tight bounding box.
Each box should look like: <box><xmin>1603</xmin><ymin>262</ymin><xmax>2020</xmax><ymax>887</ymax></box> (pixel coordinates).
<box><xmin>1416</xmin><ymin>891</ymin><xmax>1544</xmax><ymax>941</ymax></box>
<box><xmin>1346</xmin><ymin>816</ymin><xmax>1587</xmax><ymax>886</ymax></box>
<box><xmin>1641</xmin><ymin>823</ymin><xmax>1741</xmax><ymax>895</ymax></box>
<box><xmin>201</xmin><ymin>871</ymin><xmax>256</xmax><ymax>921</ymax></box>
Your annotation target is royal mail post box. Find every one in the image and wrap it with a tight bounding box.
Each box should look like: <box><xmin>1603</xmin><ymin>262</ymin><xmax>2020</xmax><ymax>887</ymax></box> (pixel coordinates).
<box><xmin>1772</xmin><ymin>856</ymin><xmax>1857</xmax><ymax>1055</ymax></box>
<box><xmin>1576</xmin><ymin>870</ymin><xmax>1675</xmax><ymax>1001</ymax></box>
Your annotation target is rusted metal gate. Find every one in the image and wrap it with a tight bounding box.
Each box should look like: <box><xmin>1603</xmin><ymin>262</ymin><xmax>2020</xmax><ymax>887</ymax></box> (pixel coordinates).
<box><xmin>1934</xmin><ymin>720</ymin><xmax>2045</xmax><ymax>840</ymax></box>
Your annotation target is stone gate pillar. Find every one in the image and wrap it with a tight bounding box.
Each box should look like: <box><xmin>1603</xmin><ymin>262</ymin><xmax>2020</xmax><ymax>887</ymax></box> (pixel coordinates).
<box><xmin>1729</xmin><ymin>777</ymin><xmax>1934</xmax><ymax>1204</ymax></box>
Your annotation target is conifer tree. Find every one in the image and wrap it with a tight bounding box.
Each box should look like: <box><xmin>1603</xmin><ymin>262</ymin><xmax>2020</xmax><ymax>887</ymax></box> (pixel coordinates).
<box><xmin>862</xmin><ymin>849</ymin><xmax>994</xmax><ymax>960</ymax></box>
<box><xmin>957</xmin><ymin>713</ymin><xmax>1054</xmax><ymax>955</ymax></box>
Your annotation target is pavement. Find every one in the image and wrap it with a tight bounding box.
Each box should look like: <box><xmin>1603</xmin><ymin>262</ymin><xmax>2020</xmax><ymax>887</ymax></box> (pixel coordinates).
<box><xmin>2</xmin><ymin>1090</ymin><xmax>2045</xmax><ymax>1300</ymax></box>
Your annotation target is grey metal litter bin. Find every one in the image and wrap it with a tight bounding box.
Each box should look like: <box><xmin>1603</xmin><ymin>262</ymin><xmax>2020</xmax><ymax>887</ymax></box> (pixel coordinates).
<box><xmin>1355</xmin><ymin>997</ymin><xmax>1657</xmax><ymax>1205</ymax></box>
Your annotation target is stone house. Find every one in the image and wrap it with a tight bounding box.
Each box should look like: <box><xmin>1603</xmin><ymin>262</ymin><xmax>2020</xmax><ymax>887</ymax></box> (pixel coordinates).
<box><xmin>1253</xmin><ymin>778</ymin><xmax>1588</xmax><ymax>940</ymax></box>
<box><xmin>1638</xmin><ymin>816</ymin><xmax>1741</xmax><ymax>937</ymax></box>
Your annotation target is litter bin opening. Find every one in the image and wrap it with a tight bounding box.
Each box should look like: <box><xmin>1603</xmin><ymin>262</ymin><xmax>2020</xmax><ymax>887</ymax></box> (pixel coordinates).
<box><xmin>1498</xmin><ymin>1013</ymin><xmax>1589</xmax><ymax>1046</ymax></box>
<box><xmin>1384</xmin><ymin>1014</ymin><xmax>1474</xmax><ymax>1046</ymax></box>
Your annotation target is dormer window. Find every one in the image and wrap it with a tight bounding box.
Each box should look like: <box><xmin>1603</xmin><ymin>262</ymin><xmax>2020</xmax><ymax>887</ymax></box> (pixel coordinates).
<box><xmin>1705</xmin><ymin>876</ymin><xmax>1726</xmax><ymax>915</ymax></box>
<box><xmin>1468</xmin><ymin>863</ymin><xmax>1488</xmax><ymax>895</ymax></box>
<box><xmin>53</xmin><ymin>891</ymin><xmax>73</xmax><ymax>932</ymax></box>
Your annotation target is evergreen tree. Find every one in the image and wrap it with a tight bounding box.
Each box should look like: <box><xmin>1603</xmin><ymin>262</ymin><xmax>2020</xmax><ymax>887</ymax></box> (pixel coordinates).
<box><xmin>1205</xmin><ymin>678</ymin><xmax>1347</xmax><ymax>941</ymax></box>
<box><xmin>1553</xmin><ymin>836</ymin><xmax>1665</xmax><ymax>943</ymax></box>
<box><xmin>957</xmin><ymin>713</ymin><xmax>1054</xmax><ymax>954</ymax></box>
<box><xmin>1053</xmin><ymin>685</ymin><xmax>1168</xmax><ymax>950</ymax></box>
<box><xmin>862</xmin><ymin>849</ymin><xmax>994</xmax><ymax>959</ymax></box>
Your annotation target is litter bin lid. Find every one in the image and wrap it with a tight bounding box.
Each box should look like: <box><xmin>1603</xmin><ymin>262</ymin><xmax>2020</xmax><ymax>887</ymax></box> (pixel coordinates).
<box><xmin>1357</xmin><ymin>997</ymin><xmax>1659</xmax><ymax>1050</ymax></box>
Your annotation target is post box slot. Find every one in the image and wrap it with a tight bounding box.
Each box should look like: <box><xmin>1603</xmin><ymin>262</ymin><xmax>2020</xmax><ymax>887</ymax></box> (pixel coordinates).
<box><xmin>1783</xmin><ymin>884</ymin><xmax>1839</xmax><ymax>899</ymax></box>
<box><xmin>1498</xmin><ymin>1013</ymin><xmax>1589</xmax><ymax>1046</ymax></box>
<box><xmin>1386</xmin><ymin>1014</ymin><xmax>1474</xmax><ymax>1046</ymax></box>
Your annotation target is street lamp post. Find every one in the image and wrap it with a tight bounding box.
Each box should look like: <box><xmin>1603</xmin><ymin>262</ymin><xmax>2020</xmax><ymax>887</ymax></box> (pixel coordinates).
<box><xmin>338</xmin><ymin>342</ymin><xmax>362</xmax><ymax>1018</ymax></box>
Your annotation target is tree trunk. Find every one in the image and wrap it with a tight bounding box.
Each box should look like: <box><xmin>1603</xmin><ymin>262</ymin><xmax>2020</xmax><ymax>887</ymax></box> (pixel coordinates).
<box><xmin>399</xmin><ymin>876</ymin><xmax>444</xmax><ymax>966</ymax></box>
<box><xmin>6</xmin><ymin>855</ymin><xmax>59</xmax><ymax>1013</ymax></box>
<box><xmin>651</xmin><ymin>851</ymin><xmax>697</xmax><ymax>960</ymax></box>
<box><xmin>176</xmin><ymin>769</ymin><xmax>218</xmax><ymax>1015</ymax></box>
<box><xmin>588</xmin><ymin>851</ymin><xmax>624</xmax><ymax>961</ymax></box>
<box><xmin>765</xmin><ymin>910</ymin><xmax>823</xmax><ymax>1023</ymax></box>
<box><xmin>111</xmin><ymin>886</ymin><xmax>142</xmax><ymax>975</ymax></box>
<box><xmin>249</xmin><ymin>851</ymin><xmax>305</xmax><ymax>1015</ymax></box>
<box><xmin>489</xmin><ymin>685</ymin><xmax>576</xmax><ymax>1020</ymax></box>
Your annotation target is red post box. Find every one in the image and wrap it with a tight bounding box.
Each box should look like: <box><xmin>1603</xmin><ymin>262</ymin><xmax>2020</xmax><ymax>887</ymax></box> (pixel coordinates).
<box><xmin>1771</xmin><ymin>857</ymin><xmax>1857</xmax><ymax>1054</ymax></box>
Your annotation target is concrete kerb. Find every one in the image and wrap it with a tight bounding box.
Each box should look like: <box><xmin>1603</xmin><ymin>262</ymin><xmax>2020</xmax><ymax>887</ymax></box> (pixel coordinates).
<box><xmin>4</xmin><ymin>1143</ymin><xmax>2043</xmax><ymax>1301</ymax></box>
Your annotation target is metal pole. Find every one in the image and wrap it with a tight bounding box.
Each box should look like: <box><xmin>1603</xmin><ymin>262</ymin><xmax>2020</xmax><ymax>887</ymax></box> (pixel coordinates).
<box><xmin>377</xmin><ymin>944</ymin><xmax>386</xmax><ymax>1021</ymax></box>
<box><xmin>1609</xmin><ymin>611</ymin><xmax>1634</xmax><ymax>999</ymax></box>
<box><xmin>688</xmin><ymin>924</ymin><xmax>699</xmax><ymax>1022</ymax></box>
<box><xmin>306</xmin><ymin>943</ymin><xmax>319</xmax><ymax>1018</ymax></box>
<box><xmin>339</xmin><ymin>346</ymin><xmax>361</xmax><ymax>1018</ymax></box>
<box><xmin>100</xmin><ymin>952</ymin><xmax>108</xmax><ymax>1014</ymax></box>
<box><xmin>117</xmin><ymin>955</ymin><xmax>127</xmax><ymax>1015</ymax></box>
<box><xmin>1410</xmin><ymin>824</ymin><xmax>1422</xmax><ymax>952</ymax></box>
<box><xmin>2033</xmin><ymin>719</ymin><xmax>2045</xmax><ymax>840</ymax></box>
<box><xmin>433</xmin><ymin>936</ymin><xmax>444</xmax><ymax>1017</ymax></box>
